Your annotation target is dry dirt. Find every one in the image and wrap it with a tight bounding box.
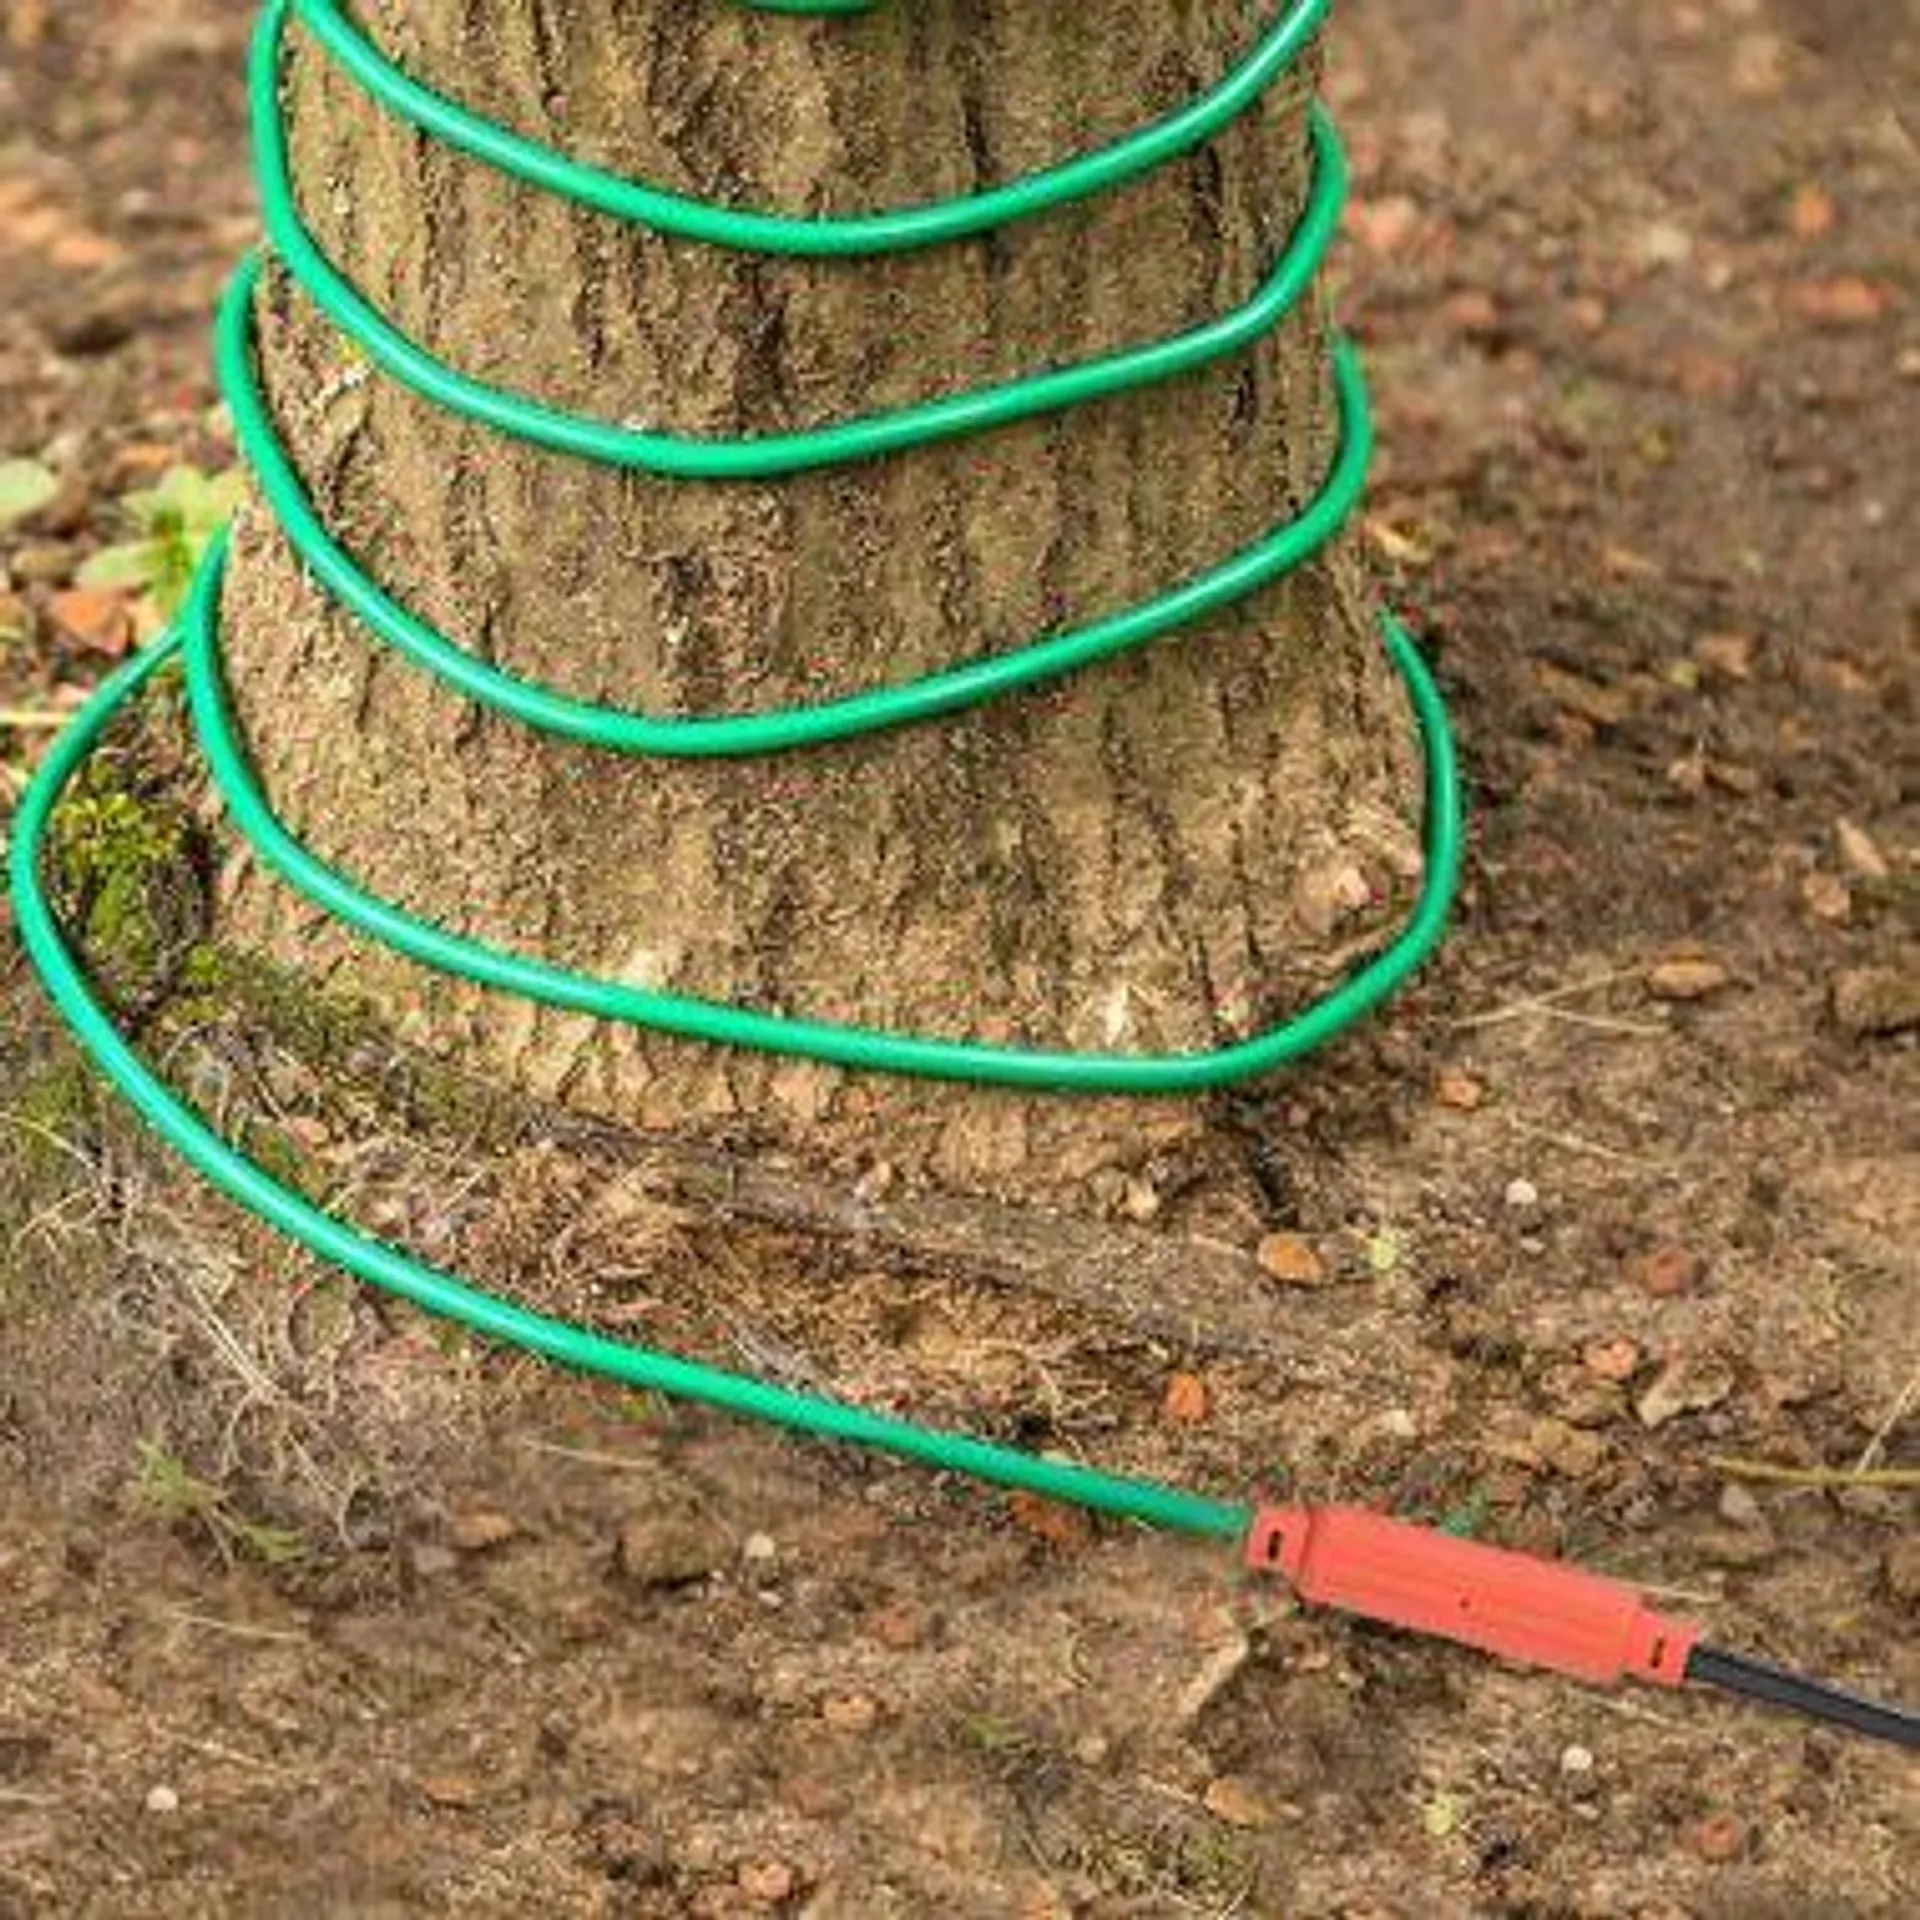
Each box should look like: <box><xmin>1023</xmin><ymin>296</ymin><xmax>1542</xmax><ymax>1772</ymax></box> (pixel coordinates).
<box><xmin>2</xmin><ymin>1</ymin><xmax>1916</xmax><ymax>1914</ymax></box>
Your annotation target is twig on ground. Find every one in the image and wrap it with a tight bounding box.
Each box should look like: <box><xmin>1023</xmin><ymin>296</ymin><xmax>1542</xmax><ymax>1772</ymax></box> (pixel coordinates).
<box><xmin>1450</xmin><ymin>968</ymin><xmax>1652</xmax><ymax>1032</ymax></box>
<box><xmin>1710</xmin><ymin>1456</ymin><xmax>1920</xmax><ymax>1491</ymax></box>
<box><xmin>1855</xmin><ymin>1364</ymin><xmax>1919</xmax><ymax>1475</ymax></box>
<box><xmin>165</xmin><ymin>1608</ymin><xmax>308</xmax><ymax>1646</ymax></box>
<box><xmin>1503</xmin><ymin>1117</ymin><xmax>1665</xmax><ymax>1169</ymax></box>
<box><xmin>518</xmin><ymin>1436</ymin><xmax>659</xmax><ymax>1474</ymax></box>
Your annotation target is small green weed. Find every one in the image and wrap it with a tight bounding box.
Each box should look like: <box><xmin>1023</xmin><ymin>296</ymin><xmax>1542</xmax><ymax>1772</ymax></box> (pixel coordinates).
<box><xmin>77</xmin><ymin>465</ymin><xmax>244</xmax><ymax>619</ymax></box>
<box><xmin>131</xmin><ymin>1439</ymin><xmax>305</xmax><ymax>1568</ymax></box>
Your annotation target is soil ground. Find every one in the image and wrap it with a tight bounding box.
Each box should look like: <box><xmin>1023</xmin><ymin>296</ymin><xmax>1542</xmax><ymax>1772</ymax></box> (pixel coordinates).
<box><xmin>1</xmin><ymin>1</ymin><xmax>1915</xmax><ymax>1914</ymax></box>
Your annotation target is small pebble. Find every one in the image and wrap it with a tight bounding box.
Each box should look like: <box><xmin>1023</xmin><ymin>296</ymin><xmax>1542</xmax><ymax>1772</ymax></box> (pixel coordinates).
<box><xmin>1692</xmin><ymin>1813</ymin><xmax>1748</xmax><ymax>1864</ymax></box>
<box><xmin>742</xmin><ymin>1532</ymin><xmax>779</xmax><ymax>1565</ymax></box>
<box><xmin>9</xmin><ymin>540</ymin><xmax>75</xmax><ymax>585</ymax></box>
<box><xmin>447</xmin><ymin>1510</ymin><xmax>517</xmax><ymax>1554</ymax></box>
<box><xmin>144</xmin><ymin>1784</ymin><xmax>179</xmax><ymax>1816</ymax></box>
<box><xmin>738</xmin><ymin>1861</ymin><xmax>797</xmax><ymax>1907</ymax></box>
<box><xmin>614</xmin><ymin>1512</ymin><xmax>729</xmax><ymax>1590</ymax></box>
<box><xmin>1504</xmin><ymin>1177</ymin><xmax>1540</xmax><ymax>1210</ymax></box>
<box><xmin>820</xmin><ymin>1694</ymin><xmax>879</xmax><ymax>1734</ymax></box>
<box><xmin>1832</xmin><ymin>966</ymin><xmax>1920</xmax><ymax>1040</ymax></box>
<box><xmin>867</xmin><ymin>1602</ymin><xmax>928</xmax><ymax>1651</ymax></box>
<box><xmin>1435</xmin><ymin>1069</ymin><xmax>1487</xmax><ymax>1111</ymax></box>
<box><xmin>1647</xmin><ymin>958</ymin><xmax>1732</xmax><ymax>1003</ymax></box>
<box><xmin>1256</xmin><ymin>1232</ymin><xmax>1330</xmax><ymax>1287</ymax></box>
<box><xmin>1628</xmin><ymin>1243</ymin><xmax>1703</xmax><ymax>1298</ymax></box>
<box><xmin>1583</xmin><ymin>1337</ymin><xmax>1642</xmax><ymax>1382</ymax></box>
<box><xmin>1560</xmin><ymin>1744</ymin><xmax>1595</xmax><ymax>1777</ymax></box>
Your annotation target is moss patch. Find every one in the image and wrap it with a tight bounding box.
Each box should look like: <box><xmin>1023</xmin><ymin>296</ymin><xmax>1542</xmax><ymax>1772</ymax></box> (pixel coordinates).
<box><xmin>44</xmin><ymin>727</ymin><xmax>209</xmax><ymax>1016</ymax></box>
<box><xmin>169</xmin><ymin>943</ymin><xmax>527</xmax><ymax>1152</ymax></box>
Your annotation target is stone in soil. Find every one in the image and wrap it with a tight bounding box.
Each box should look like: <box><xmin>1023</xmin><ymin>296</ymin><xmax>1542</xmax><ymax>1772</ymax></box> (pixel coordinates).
<box><xmin>1256</xmin><ymin>1232</ymin><xmax>1329</xmax><ymax>1287</ymax></box>
<box><xmin>1203</xmin><ymin>1774</ymin><xmax>1279</xmax><ymax>1830</ymax></box>
<box><xmin>1831</xmin><ymin>966</ymin><xmax>1920</xmax><ymax>1039</ymax></box>
<box><xmin>614</xmin><ymin>1510</ymin><xmax>731</xmax><ymax>1591</ymax></box>
<box><xmin>1646</xmin><ymin>958</ymin><xmax>1732</xmax><ymax>1002</ymax></box>
<box><xmin>1834</xmin><ymin>818</ymin><xmax>1890</xmax><ymax>882</ymax></box>
<box><xmin>1628</xmin><ymin>1243</ymin><xmax>1703</xmax><ymax>1298</ymax></box>
<box><xmin>447</xmin><ymin>1510</ymin><xmax>518</xmax><ymax>1553</ymax></box>
<box><xmin>1634</xmin><ymin>1355</ymin><xmax>1734</xmax><ymax>1429</ymax></box>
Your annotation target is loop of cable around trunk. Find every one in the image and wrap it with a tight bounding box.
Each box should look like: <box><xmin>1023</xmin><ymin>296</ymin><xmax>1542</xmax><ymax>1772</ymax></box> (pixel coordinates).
<box><xmin>13</xmin><ymin>0</ymin><xmax>1462</xmax><ymax>1528</ymax></box>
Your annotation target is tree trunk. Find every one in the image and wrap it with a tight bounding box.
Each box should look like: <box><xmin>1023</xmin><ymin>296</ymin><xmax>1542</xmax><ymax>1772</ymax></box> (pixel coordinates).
<box><xmin>219</xmin><ymin>0</ymin><xmax>1422</xmax><ymax>1215</ymax></box>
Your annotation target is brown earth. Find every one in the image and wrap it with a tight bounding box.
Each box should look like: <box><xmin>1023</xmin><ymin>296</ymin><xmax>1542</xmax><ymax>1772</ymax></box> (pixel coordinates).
<box><xmin>1</xmin><ymin>1</ymin><xmax>1915</xmax><ymax>1914</ymax></box>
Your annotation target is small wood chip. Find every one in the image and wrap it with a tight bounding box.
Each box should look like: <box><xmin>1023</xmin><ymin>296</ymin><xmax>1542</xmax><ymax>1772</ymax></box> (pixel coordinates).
<box><xmin>48</xmin><ymin>585</ymin><xmax>132</xmax><ymax>655</ymax></box>
<box><xmin>1162</xmin><ymin>1372</ymin><xmax>1210</xmax><ymax>1426</ymax></box>
<box><xmin>1435</xmin><ymin>1069</ymin><xmax>1487</xmax><ymax>1112</ymax></box>
<box><xmin>420</xmin><ymin>1775</ymin><xmax>482</xmax><ymax>1810</ymax></box>
<box><xmin>1636</xmin><ymin>1355</ymin><xmax>1734</xmax><ymax>1429</ymax></box>
<box><xmin>448</xmin><ymin>1510</ymin><xmax>518</xmax><ymax>1554</ymax></box>
<box><xmin>1646</xmin><ymin>958</ymin><xmax>1731</xmax><ymax>1002</ymax></box>
<box><xmin>1007</xmin><ymin>1491</ymin><xmax>1092</xmax><ymax>1550</ymax></box>
<box><xmin>1800</xmin><ymin>872</ymin><xmax>1851</xmax><ymax>924</ymax></box>
<box><xmin>1203</xmin><ymin>1774</ymin><xmax>1278</xmax><ymax>1830</ymax></box>
<box><xmin>1257</xmin><ymin>1232</ymin><xmax>1329</xmax><ymax>1287</ymax></box>
<box><xmin>1785</xmin><ymin>275</ymin><xmax>1890</xmax><ymax>326</ymax></box>
<box><xmin>1834</xmin><ymin>818</ymin><xmax>1891</xmax><ymax>882</ymax></box>
<box><xmin>1693</xmin><ymin>633</ymin><xmax>1756</xmax><ymax>681</ymax></box>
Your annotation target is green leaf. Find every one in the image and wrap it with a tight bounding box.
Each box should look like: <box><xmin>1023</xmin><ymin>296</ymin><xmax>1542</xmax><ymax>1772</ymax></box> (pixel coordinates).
<box><xmin>77</xmin><ymin>540</ymin><xmax>163</xmax><ymax>592</ymax></box>
<box><xmin>1422</xmin><ymin>1791</ymin><xmax>1467</xmax><ymax>1840</ymax></box>
<box><xmin>0</xmin><ymin>458</ymin><xmax>59</xmax><ymax>531</ymax></box>
<box><xmin>149</xmin><ymin>541</ymin><xmax>200</xmax><ymax>619</ymax></box>
<box><xmin>130</xmin><ymin>464</ymin><xmax>242</xmax><ymax>532</ymax></box>
<box><xmin>193</xmin><ymin>470</ymin><xmax>245</xmax><ymax>532</ymax></box>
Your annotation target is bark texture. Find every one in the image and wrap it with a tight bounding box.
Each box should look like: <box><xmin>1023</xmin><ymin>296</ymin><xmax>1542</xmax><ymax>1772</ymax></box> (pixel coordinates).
<box><xmin>220</xmin><ymin>0</ymin><xmax>1423</xmax><ymax>1209</ymax></box>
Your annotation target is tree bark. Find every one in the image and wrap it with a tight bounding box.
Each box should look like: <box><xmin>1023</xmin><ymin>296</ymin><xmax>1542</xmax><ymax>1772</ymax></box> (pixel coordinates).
<box><xmin>219</xmin><ymin>0</ymin><xmax>1422</xmax><ymax>1212</ymax></box>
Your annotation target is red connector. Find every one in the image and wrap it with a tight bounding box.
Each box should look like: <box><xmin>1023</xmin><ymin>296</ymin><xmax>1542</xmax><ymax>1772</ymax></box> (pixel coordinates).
<box><xmin>1246</xmin><ymin>1505</ymin><xmax>1699</xmax><ymax>1689</ymax></box>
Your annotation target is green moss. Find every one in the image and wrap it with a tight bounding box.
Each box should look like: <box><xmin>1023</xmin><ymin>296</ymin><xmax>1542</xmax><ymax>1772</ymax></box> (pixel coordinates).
<box><xmin>0</xmin><ymin>1057</ymin><xmax>98</xmax><ymax>1304</ymax></box>
<box><xmin>169</xmin><ymin>943</ymin><xmax>523</xmax><ymax>1151</ymax></box>
<box><xmin>246</xmin><ymin>1122</ymin><xmax>323</xmax><ymax>1198</ymax></box>
<box><xmin>46</xmin><ymin>763</ymin><xmax>206</xmax><ymax>1011</ymax></box>
<box><xmin>12</xmin><ymin>1058</ymin><xmax>95</xmax><ymax>1148</ymax></box>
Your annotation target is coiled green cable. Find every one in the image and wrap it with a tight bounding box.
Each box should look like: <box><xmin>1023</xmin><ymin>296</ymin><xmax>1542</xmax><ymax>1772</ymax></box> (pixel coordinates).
<box><xmin>6</xmin><ymin>636</ymin><xmax>1250</xmax><ymax>1539</ymax></box>
<box><xmin>215</xmin><ymin>254</ymin><xmax>1383</xmax><ymax>760</ymax></box>
<box><xmin>11</xmin><ymin>0</ymin><xmax>1461</xmax><ymax>1532</ymax></box>
<box><xmin>289</xmin><ymin>0</ymin><xmax>1334</xmax><ymax>256</ymax></box>
<box><xmin>257</xmin><ymin>6</ymin><xmax>1354</xmax><ymax>483</ymax></box>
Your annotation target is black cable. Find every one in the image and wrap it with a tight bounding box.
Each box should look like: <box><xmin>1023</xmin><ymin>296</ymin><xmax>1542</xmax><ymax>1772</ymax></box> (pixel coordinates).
<box><xmin>1688</xmin><ymin>1646</ymin><xmax>1920</xmax><ymax>1752</ymax></box>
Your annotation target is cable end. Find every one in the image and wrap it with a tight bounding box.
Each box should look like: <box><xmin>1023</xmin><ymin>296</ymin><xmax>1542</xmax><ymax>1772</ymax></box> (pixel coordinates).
<box><xmin>1246</xmin><ymin>1505</ymin><xmax>1698</xmax><ymax>1689</ymax></box>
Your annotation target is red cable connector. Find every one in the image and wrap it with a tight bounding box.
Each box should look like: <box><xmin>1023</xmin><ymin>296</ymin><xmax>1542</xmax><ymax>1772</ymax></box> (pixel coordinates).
<box><xmin>1246</xmin><ymin>1506</ymin><xmax>1699</xmax><ymax>1689</ymax></box>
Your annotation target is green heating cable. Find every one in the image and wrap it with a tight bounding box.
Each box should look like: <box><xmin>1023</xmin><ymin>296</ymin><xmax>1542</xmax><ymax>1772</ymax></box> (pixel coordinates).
<box><xmin>11</xmin><ymin>0</ymin><xmax>1460</xmax><ymax>1534</ymax></box>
